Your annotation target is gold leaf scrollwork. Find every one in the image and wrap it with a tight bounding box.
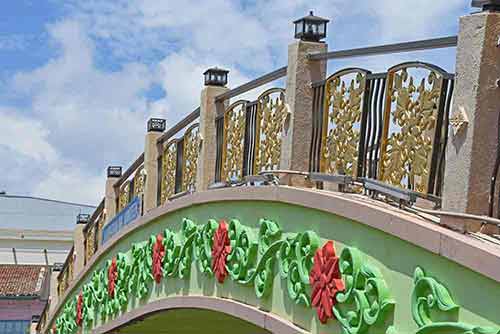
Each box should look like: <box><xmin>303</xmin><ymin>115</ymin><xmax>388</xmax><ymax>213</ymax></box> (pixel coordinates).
<box><xmin>84</xmin><ymin>223</ymin><xmax>96</xmax><ymax>263</ymax></box>
<box><xmin>254</xmin><ymin>89</ymin><xmax>287</xmax><ymax>174</ymax></box>
<box><xmin>222</xmin><ymin>101</ymin><xmax>247</xmax><ymax>182</ymax></box>
<box><xmin>132</xmin><ymin>166</ymin><xmax>146</xmax><ymax>199</ymax></box>
<box><xmin>118</xmin><ymin>181</ymin><xmax>131</xmax><ymax>211</ymax></box>
<box><xmin>161</xmin><ymin>140</ymin><xmax>177</xmax><ymax>203</ymax></box>
<box><xmin>182</xmin><ymin>125</ymin><xmax>200</xmax><ymax>192</ymax></box>
<box><xmin>321</xmin><ymin>70</ymin><xmax>366</xmax><ymax>177</ymax></box>
<box><xmin>380</xmin><ymin>66</ymin><xmax>443</xmax><ymax>193</ymax></box>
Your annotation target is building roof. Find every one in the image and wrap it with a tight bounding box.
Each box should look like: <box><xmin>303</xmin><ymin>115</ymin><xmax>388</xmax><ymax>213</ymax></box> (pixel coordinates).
<box><xmin>0</xmin><ymin>265</ymin><xmax>47</xmax><ymax>297</ymax></box>
<box><xmin>0</xmin><ymin>194</ymin><xmax>95</xmax><ymax>231</ymax></box>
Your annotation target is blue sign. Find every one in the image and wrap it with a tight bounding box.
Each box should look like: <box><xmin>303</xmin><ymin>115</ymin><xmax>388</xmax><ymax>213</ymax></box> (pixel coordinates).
<box><xmin>102</xmin><ymin>196</ymin><xmax>141</xmax><ymax>244</ymax></box>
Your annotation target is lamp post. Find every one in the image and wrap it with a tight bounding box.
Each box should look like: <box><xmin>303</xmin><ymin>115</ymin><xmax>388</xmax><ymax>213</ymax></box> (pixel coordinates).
<box><xmin>293</xmin><ymin>11</ymin><xmax>329</xmax><ymax>42</ymax></box>
<box><xmin>471</xmin><ymin>0</ymin><xmax>500</xmax><ymax>11</ymax></box>
<box><xmin>203</xmin><ymin>68</ymin><xmax>229</xmax><ymax>87</ymax></box>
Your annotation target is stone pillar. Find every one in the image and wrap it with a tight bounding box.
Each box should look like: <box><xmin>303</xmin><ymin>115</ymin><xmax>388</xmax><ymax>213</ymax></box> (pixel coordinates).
<box><xmin>196</xmin><ymin>69</ymin><xmax>230</xmax><ymax>191</ymax></box>
<box><xmin>442</xmin><ymin>8</ymin><xmax>500</xmax><ymax>233</ymax></box>
<box><xmin>143</xmin><ymin>118</ymin><xmax>165</xmax><ymax>212</ymax></box>
<box><xmin>48</xmin><ymin>263</ymin><xmax>62</xmax><ymax>315</ymax></box>
<box><xmin>280</xmin><ymin>40</ymin><xmax>327</xmax><ymax>185</ymax></box>
<box><xmin>104</xmin><ymin>166</ymin><xmax>121</xmax><ymax>224</ymax></box>
<box><xmin>72</xmin><ymin>215</ymin><xmax>87</xmax><ymax>278</ymax></box>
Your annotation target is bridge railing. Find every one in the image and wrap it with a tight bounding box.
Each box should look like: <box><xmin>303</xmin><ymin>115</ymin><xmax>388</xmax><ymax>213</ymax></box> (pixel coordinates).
<box><xmin>159</xmin><ymin>121</ymin><xmax>200</xmax><ymax>202</ymax></box>
<box><xmin>215</xmin><ymin>88</ymin><xmax>287</xmax><ymax>183</ymax></box>
<box><xmin>82</xmin><ymin>198</ymin><xmax>104</xmax><ymax>265</ymax></box>
<box><xmin>310</xmin><ymin>62</ymin><xmax>455</xmax><ymax>199</ymax></box>
<box><xmin>56</xmin><ymin>246</ymin><xmax>74</xmax><ymax>298</ymax></box>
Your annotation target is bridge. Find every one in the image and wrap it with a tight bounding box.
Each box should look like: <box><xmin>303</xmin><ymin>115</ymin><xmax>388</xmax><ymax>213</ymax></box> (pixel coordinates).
<box><xmin>37</xmin><ymin>3</ymin><xmax>500</xmax><ymax>334</ymax></box>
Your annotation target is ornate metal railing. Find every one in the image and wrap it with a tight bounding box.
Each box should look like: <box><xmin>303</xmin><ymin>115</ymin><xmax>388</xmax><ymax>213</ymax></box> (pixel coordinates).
<box><xmin>83</xmin><ymin>199</ymin><xmax>105</xmax><ymax>265</ymax></box>
<box><xmin>57</xmin><ymin>246</ymin><xmax>74</xmax><ymax>298</ymax></box>
<box><xmin>216</xmin><ymin>88</ymin><xmax>287</xmax><ymax>182</ymax></box>
<box><xmin>311</xmin><ymin>62</ymin><xmax>454</xmax><ymax>198</ymax></box>
<box><xmin>117</xmin><ymin>164</ymin><xmax>145</xmax><ymax>213</ymax></box>
<box><xmin>159</xmin><ymin>123</ymin><xmax>200</xmax><ymax>204</ymax></box>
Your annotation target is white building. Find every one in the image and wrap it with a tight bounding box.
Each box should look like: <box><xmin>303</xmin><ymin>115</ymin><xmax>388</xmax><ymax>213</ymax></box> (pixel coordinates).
<box><xmin>0</xmin><ymin>194</ymin><xmax>95</xmax><ymax>265</ymax></box>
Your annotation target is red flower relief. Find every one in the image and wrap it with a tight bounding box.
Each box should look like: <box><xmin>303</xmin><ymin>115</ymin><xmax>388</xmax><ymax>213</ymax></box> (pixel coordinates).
<box><xmin>152</xmin><ymin>233</ymin><xmax>165</xmax><ymax>283</ymax></box>
<box><xmin>309</xmin><ymin>241</ymin><xmax>345</xmax><ymax>324</ymax></box>
<box><xmin>76</xmin><ymin>292</ymin><xmax>83</xmax><ymax>326</ymax></box>
<box><xmin>108</xmin><ymin>257</ymin><xmax>118</xmax><ymax>298</ymax></box>
<box><xmin>211</xmin><ymin>221</ymin><xmax>231</xmax><ymax>283</ymax></box>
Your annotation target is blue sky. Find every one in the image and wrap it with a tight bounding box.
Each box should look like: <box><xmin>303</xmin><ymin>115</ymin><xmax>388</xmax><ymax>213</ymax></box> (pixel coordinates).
<box><xmin>0</xmin><ymin>0</ymin><xmax>471</xmax><ymax>205</ymax></box>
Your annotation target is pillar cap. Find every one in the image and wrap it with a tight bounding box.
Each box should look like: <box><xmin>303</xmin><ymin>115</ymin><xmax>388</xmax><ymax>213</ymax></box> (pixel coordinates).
<box><xmin>76</xmin><ymin>213</ymin><xmax>90</xmax><ymax>224</ymax></box>
<box><xmin>107</xmin><ymin>166</ymin><xmax>122</xmax><ymax>178</ymax></box>
<box><xmin>471</xmin><ymin>0</ymin><xmax>500</xmax><ymax>11</ymax></box>
<box><xmin>147</xmin><ymin>118</ymin><xmax>166</xmax><ymax>132</ymax></box>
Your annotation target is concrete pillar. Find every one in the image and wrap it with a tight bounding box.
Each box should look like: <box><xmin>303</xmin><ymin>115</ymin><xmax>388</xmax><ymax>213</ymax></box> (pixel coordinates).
<box><xmin>196</xmin><ymin>73</ymin><xmax>230</xmax><ymax>191</ymax></box>
<box><xmin>143</xmin><ymin>118</ymin><xmax>165</xmax><ymax>212</ymax></box>
<box><xmin>48</xmin><ymin>263</ymin><xmax>62</xmax><ymax>316</ymax></box>
<box><xmin>442</xmin><ymin>9</ymin><xmax>500</xmax><ymax>232</ymax></box>
<box><xmin>72</xmin><ymin>217</ymin><xmax>86</xmax><ymax>278</ymax></box>
<box><xmin>280</xmin><ymin>40</ymin><xmax>327</xmax><ymax>185</ymax></box>
<box><xmin>30</xmin><ymin>317</ymin><xmax>39</xmax><ymax>334</ymax></box>
<box><xmin>104</xmin><ymin>166</ymin><xmax>121</xmax><ymax>225</ymax></box>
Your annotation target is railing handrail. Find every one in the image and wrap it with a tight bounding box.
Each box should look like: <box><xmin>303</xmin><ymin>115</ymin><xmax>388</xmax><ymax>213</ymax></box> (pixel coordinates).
<box><xmin>308</xmin><ymin>35</ymin><xmax>458</xmax><ymax>61</ymax></box>
<box><xmin>83</xmin><ymin>198</ymin><xmax>105</xmax><ymax>233</ymax></box>
<box><xmin>113</xmin><ymin>153</ymin><xmax>145</xmax><ymax>190</ymax></box>
<box><xmin>157</xmin><ymin>108</ymin><xmax>201</xmax><ymax>145</ymax></box>
<box><xmin>215</xmin><ymin>66</ymin><xmax>287</xmax><ymax>102</ymax></box>
<box><xmin>56</xmin><ymin>245</ymin><xmax>74</xmax><ymax>281</ymax></box>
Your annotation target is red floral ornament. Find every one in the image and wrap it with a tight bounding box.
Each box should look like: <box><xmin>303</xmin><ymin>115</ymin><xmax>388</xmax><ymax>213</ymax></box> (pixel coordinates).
<box><xmin>211</xmin><ymin>221</ymin><xmax>231</xmax><ymax>283</ymax></box>
<box><xmin>108</xmin><ymin>257</ymin><xmax>118</xmax><ymax>298</ymax></box>
<box><xmin>309</xmin><ymin>241</ymin><xmax>345</xmax><ymax>324</ymax></box>
<box><xmin>152</xmin><ymin>233</ymin><xmax>165</xmax><ymax>283</ymax></box>
<box><xmin>76</xmin><ymin>292</ymin><xmax>83</xmax><ymax>326</ymax></box>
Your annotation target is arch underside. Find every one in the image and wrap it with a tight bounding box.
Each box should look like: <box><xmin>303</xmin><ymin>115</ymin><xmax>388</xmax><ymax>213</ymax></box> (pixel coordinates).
<box><xmin>96</xmin><ymin>296</ymin><xmax>303</xmax><ymax>334</ymax></box>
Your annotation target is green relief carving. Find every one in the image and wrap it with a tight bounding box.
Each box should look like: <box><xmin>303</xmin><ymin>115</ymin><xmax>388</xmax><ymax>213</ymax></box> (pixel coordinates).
<box><xmin>278</xmin><ymin>231</ymin><xmax>320</xmax><ymax>307</ymax></box>
<box><xmin>332</xmin><ymin>247</ymin><xmax>395</xmax><ymax>334</ymax></box>
<box><xmin>53</xmin><ymin>217</ymin><xmax>397</xmax><ymax>334</ymax></box>
<box><xmin>55</xmin><ymin>295</ymin><xmax>76</xmax><ymax>334</ymax></box>
<box><xmin>411</xmin><ymin>267</ymin><xmax>499</xmax><ymax>334</ymax></box>
<box><xmin>129</xmin><ymin>242</ymin><xmax>152</xmax><ymax>299</ymax></box>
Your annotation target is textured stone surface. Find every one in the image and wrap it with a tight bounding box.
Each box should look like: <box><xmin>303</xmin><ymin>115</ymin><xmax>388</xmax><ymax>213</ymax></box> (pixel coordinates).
<box><xmin>196</xmin><ymin>86</ymin><xmax>229</xmax><ymax>191</ymax></box>
<box><xmin>280</xmin><ymin>41</ymin><xmax>327</xmax><ymax>180</ymax></box>
<box><xmin>104</xmin><ymin>176</ymin><xmax>119</xmax><ymax>225</ymax></box>
<box><xmin>442</xmin><ymin>12</ymin><xmax>500</xmax><ymax>223</ymax></box>
<box><xmin>72</xmin><ymin>224</ymin><xmax>85</xmax><ymax>279</ymax></box>
<box><xmin>143</xmin><ymin>132</ymin><xmax>162</xmax><ymax>212</ymax></box>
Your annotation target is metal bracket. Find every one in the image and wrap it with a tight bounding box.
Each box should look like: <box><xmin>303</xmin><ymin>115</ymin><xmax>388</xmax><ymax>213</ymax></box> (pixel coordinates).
<box><xmin>362</xmin><ymin>178</ymin><xmax>417</xmax><ymax>205</ymax></box>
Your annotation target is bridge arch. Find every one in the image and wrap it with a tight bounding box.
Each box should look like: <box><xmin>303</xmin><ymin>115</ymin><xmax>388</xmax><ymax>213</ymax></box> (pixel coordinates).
<box><xmin>94</xmin><ymin>296</ymin><xmax>305</xmax><ymax>334</ymax></box>
<box><xmin>47</xmin><ymin>187</ymin><xmax>500</xmax><ymax>334</ymax></box>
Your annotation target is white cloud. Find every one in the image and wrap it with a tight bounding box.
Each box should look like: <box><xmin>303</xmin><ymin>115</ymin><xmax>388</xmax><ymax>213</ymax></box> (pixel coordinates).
<box><xmin>0</xmin><ymin>108</ymin><xmax>57</xmax><ymax>162</ymax></box>
<box><xmin>1</xmin><ymin>0</ymin><xmax>469</xmax><ymax>204</ymax></box>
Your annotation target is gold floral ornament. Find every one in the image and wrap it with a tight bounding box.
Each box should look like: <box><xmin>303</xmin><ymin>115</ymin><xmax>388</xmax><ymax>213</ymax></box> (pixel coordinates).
<box><xmin>321</xmin><ymin>69</ymin><xmax>367</xmax><ymax>177</ymax></box>
<box><xmin>222</xmin><ymin>101</ymin><xmax>247</xmax><ymax>182</ymax></box>
<box><xmin>132</xmin><ymin>166</ymin><xmax>146</xmax><ymax>199</ymax></box>
<box><xmin>182</xmin><ymin>124</ymin><xmax>200</xmax><ymax>192</ymax></box>
<box><xmin>161</xmin><ymin>140</ymin><xmax>177</xmax><ymax>203</ymax></box>
<box><xmin>254</xmin><ymin>89</ymin><xmax>287</xmax><ymax>174</ymax></box>
<box><xmin>380</xmin><ymin>65</ymin><xmax>444</xmax><ymax>193</ymax></box>
<box><xmin>118</xmin><ymin>181</ymin><xmax>131</xmax><ymax>211</ymax></box>
<box><xmin>84</xmin><ymin>223</ymin><xmax>96</xmax><ymax>263</ymax></box>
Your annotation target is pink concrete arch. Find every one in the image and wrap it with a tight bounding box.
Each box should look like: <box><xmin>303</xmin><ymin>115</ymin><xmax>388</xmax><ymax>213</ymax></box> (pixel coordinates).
<box><xmin>94</xmin><ymin>296</ymin><xmax>307</xmax><ymax>334</ymax></box>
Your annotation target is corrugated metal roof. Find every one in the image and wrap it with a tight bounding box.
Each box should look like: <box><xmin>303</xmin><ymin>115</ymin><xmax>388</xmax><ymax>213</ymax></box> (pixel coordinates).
<box><xmin>0</xmin><ymin>195</ymin><xmax>95</xmax><ymax>231</ymax></box>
